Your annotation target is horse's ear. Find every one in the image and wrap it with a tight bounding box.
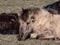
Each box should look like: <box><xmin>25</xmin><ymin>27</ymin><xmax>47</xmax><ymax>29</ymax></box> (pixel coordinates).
<box><xmin>22</xmin><ymin>8</ymin><xmax>24</xmax><ymax>10</ymax></box>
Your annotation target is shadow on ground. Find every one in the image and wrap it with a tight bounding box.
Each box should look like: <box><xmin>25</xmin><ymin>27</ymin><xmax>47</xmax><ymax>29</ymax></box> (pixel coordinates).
<box><xmin>0</xmin><ymin>29</ymin><xmax>18</xmax><ymax>34</ymax></box>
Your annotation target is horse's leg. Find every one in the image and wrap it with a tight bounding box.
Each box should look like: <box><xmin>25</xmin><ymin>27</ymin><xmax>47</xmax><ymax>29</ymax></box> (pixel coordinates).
<box><xmin>21</xmin><ymin>24</ymin><xmax>33</xmax><ymax>40</ymax></box>
<box><xmin>18</xmin><ymin>19</ymin><xmax>24</xmax><ymax>40</ymax></box>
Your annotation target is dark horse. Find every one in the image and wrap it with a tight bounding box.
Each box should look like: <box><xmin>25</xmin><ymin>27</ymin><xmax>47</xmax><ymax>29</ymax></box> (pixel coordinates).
<box><xmin>0</xmin><ymin>13</ymin><xmax>19</xmax><ymax>34</ymax></box>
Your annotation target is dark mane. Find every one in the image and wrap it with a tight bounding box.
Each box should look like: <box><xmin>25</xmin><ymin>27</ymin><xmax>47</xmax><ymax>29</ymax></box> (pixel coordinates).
<box><xmin>43</xmin><ymin>1</ymin><xmax>60</xmax><ymax>14</ymax></box>
<box><xmin>0</xmin><ymin>13</ymin><xmax>19</xmax><ymax>34</ymax></box>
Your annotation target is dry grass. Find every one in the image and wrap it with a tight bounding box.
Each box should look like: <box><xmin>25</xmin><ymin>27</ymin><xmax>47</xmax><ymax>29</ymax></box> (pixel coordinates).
<box><xmin>0</xmin><ymin>0</ymin><xmax>60</xmax><ymax>45</ymax></box>
<box><xmin>0</xmin><ymin>0</ymin><xmax>58</xmax><ymax>13</ymax></box>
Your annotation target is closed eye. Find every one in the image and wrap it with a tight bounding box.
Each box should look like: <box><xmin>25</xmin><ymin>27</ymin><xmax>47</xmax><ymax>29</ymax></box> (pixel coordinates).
<box><xmin>31</xmin><ymin>16</ymin><xmax>35</xmax><ymax>19</ymax></box>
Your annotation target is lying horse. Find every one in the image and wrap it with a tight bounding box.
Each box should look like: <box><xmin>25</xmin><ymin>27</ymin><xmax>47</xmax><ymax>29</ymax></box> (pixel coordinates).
<box><xmin>18</xmin><ymin>7</ymin><xmax>60</xmax><ymax>40</ymax></box>
<box><xmin>0</xmin><ymin>13</ymin><xmax>19</xmax><ymax>34</ymax></box>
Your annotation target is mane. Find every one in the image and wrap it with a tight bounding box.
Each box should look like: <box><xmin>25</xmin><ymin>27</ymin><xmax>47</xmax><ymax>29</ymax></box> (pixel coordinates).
<box><xmin>43</xmin><ymin>1</ymin><xmax>60</xmax><ymax>14</ymax></box>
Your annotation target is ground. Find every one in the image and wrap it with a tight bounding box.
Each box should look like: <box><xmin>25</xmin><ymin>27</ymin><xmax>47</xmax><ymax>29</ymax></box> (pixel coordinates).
<box><xmin>0</xmin><ymin>0</ymin><xmax>59</xmax><ymax>45</ymax></box>
<box><xmin>0</xmin><ymin>34</ymin><xmax>60</xmax><ymax>45</ymax></box>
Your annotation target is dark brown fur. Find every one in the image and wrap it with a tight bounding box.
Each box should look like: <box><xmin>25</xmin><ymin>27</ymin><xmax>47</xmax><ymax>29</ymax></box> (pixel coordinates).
<box><xmin>0</xmin><ymin>13</ymin><xmax>19</xmax><ymax>34</ymax></box>
<box><xmin>43</xmin><ymin>1</ymin><xmax>60</xmax><ymax>14</ymax></box>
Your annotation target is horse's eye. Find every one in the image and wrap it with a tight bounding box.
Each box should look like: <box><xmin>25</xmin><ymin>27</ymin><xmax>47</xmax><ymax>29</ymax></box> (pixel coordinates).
<box><xmin>31</xmin><ymin>16</ymin><xmax>35</xmax><ymax>19</ymax></box>
<box><xmin>31</xmin><ymin>16</ymin><xmax>35</xmax><ymax>23</ymax></box>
